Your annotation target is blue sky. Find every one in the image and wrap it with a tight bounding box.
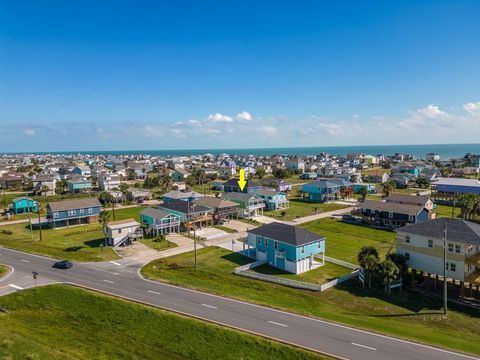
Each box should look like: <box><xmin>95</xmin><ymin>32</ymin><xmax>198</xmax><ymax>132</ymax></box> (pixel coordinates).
<box><xmin>1</xmin><ymin>0</ymin><xmax>479</xmax><ymax>152</ymax></box>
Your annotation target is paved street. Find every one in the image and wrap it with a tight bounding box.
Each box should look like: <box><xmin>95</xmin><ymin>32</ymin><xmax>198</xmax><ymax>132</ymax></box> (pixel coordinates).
<box><xmin>0</xmin><ymin>246</ymin><xmax>477</xmax><ymax>360</ymax></box>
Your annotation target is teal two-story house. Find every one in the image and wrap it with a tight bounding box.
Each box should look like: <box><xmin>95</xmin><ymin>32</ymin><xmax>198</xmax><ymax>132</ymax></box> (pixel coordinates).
<box><xmin>253</xmin><ymin>189</ymin><xmax>289</xmax><ymax>211</ymax></box>
<box><xmin>140</xmin><ymin>207</ymin><xmax>181</xmax><ymax>236</ymax></box>
<box><xmin>246</xmin><ymin>222</ymin><xmax>326</xmax><ymax>274</ymax></box>
<box><xmin>67</xmin><ymin>179</ymin><xmax>92</xmax><ymax>194</ymax></box>
<box><xmin>46</xmin><ymin>198</ymin><xmax>102</xmax><ymax>229</ymax></box>
<box><xmin>301</xmin><ymin>179</ymin><xmax>351</xmax><ymax>202</ymax></box>
<box><xmin>11</xmin><ymin>197</ymin><xmax>38</xmax><ymax>214</ymax></box>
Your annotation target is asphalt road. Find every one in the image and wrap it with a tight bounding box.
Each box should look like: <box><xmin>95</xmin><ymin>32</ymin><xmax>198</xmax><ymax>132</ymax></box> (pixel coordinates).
<box><xmin>0</xmin><ymin>247</ymin><xmax>478</xmax><ymax>360</ymax></box>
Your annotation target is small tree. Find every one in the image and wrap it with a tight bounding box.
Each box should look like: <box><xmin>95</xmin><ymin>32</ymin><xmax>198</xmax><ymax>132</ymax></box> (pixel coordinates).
<box><xmin>358</xmin><ymin>246</ymin><xmax>380</xmax><ymax>288</ymax></box>
<box><xmin>416</xmin><ymin>177</ymin><xmax>430</xmax><ymax>189</ymax></box>
<box><xmin>379</xmin><ymin>181</ymin><xmax>395</xmax><ymax>197</ymax></box>
<box><xmin>359</xmin><ymin>186</ymin><xmax>368</xmax><ymax>201</ymax></box>
<box><xmin>40</xmin><ymin>185</ymin><xmax>50</xmax><ymax>196</ymax></box>
<box><xmin>280</xmin><ymin>210</ymin><xmax>286</xmax><ymax>217</ymax></box>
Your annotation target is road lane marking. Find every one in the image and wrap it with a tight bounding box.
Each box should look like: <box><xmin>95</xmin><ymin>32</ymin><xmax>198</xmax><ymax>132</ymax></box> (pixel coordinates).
<box><xmin>21</xmin><ymin>259</ymin><xmax>30</xmax><ymax>263</ymax></box>
<box><xmin>268</xmin><ymin>321</ymin><xmax>288</xmax><ymax>327</ymax></box>
<box><xmin>147</xmin><ymin>290</ymin><xmax>162</xmax><ymax>295</ymax></box>
<box><xmin>102</xmin><ymin>280</ymin><xmax>114</xmax><ymax>284</ymax></box>
<box><xmin>201</xmin><ymin>303</ymin><xmax>218</xmax><ymax>309</ymax></box>
<box><xmin>351</xmin><ymin>343</ymin><xmax>377</xmax><ymax>351</ymax></box>
<box><xmin>9</xmin><ymin>284</ymin><xmax>24</xmax><ymax>290</ymax></box>
<box><xmin>110</xmin><ymin>261</ymin><xmax>121</xmax><ymax>266</ymax></box>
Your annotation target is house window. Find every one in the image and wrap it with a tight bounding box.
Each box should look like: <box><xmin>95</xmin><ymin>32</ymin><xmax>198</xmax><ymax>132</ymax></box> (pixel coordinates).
<box><xmin>88</xmin><ymin>208</ymin><xmax>93</xmax><ymax>214</ymax></box>
<box><xmin>446</xmin><ymin>262</ymin><xmax>449</xmax><ymax>270</ymax></box>
<box><xmin>450</xmin><ymin>263</ymin><xmax>456</xmax><ymax>272</ymax></box>
<box><xmin>317</xmin><ymin>241</ymin><xmax>321</xmax><ymax>249</ymax></box>
<box><xmin>448</xmin><ymin>243</ymin><xmax>454</xmax><ymax>252</ymax></box>
<box><xmin>427</xmin><ymin>239</ymin><xmax>433</xmax><ymax>248</ymax></box>
<box><xmin>405</xmin><ymin>235</ymin><xmax>410</xmax><ymax>243</ymax></box>
<box><xmin>257</xmin><ymin>237</ymin><xmax>261</xmax><ymax>245</ymax></box>
<box><xmin>388</xmin><ymin>212</ymin><xmax>393</xmax><ymax>218</ymax></box>
<box><xmin>264</xmin><ymin>238</ymin><xmax>268</xmax><ymax>247</ymax></box>
<box><xmin>301</xmin><ymin>246</ymin><xmax>305</xmax><ymax>254</ymax></box>
<box><xmin>408</xmin><ymin>214</ymin><xmax>414</xmax><ymax>221</ymax></box>
<box><xmin>117</xmin><ymin>229</ymin><xmax>121</xmax><ymax>234</ymax></box>
<box><xmin>68</xmin><ymin>210</ymin><xmax>76</xmax><ymax>216</ymax></box>
<box><xmin>455</xmin><ymin>244</ymin><xmax>461</xmax><ymax>254</ymax></box>
<box><xmin>80</xmin><ymin>209</ymin><xmax>84</xmax><ymax>214</ymax></box>
<box><xmin>404</xmin><ymin>252</ymin><xmax>410</xmax><ymax>260</ymax></box>
<box><xmin>54</xmin><ymin>212</ymin><xmax>59</xmax><ymax>219</ymax></box>
<box><xmin>274</xmin><ymin>241</ymin><xmax>278</xmax><ymax>250</ymax></box>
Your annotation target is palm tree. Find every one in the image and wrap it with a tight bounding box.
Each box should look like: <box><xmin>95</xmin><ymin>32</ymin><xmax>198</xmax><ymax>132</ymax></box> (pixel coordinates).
<box><xmin>40</xmin><ymin>185</ymin><xmax>50</xmax><ymax>196</ymax></box>
<box><xmin>458</xmin><ymin>193</ymin><xmax>478</xmax><ymax>220</ymax></box>
<box><xmin>359</xmin><ymin>186</ymin><xmax>368</xmax><ymax>201</ymax></box>
<box><xmin>99</xmin><ymin>210</ymin><xmax>111</xmax><ymax>246</ymax></box>
<box><xmin>358</xmin><ymin>246</ymin><xmax>380</xmax><ymax>288</ymax></box>
<box><xmin>379</xmin><ymin>181</ymin><xmax>395</xmax><ymax>197</ymax></box>
<box><xmin>380</xmin><ymin>259</ymin><xmax>400</xmax><ymax>293</ymax></box>
<box><xmin>440</xmin><ymin>166</ymin><xmax>452</xmax><ymax>178</ymax></box>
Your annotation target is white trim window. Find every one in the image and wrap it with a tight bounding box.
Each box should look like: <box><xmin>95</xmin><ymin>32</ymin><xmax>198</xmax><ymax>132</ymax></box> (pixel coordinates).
<box><xmin>427</xmin><ymin>239</ymin><xmax>433</xmax><ymax>248</ymax></box>
<box><xmin>455</xmin><ymin>244</ymin><xmax>461</xmax><ymax>254</ymax></box>
<box><xmin>264</xmin><ymin>238</ymin><xmax>268</xmax><ymax>247</ymax></box>
<box><xmin>448</xmin><ymin>243</ymin><xmax>454</xmax><ymax>252</ymax></box>
<box><xmin>405</xmin><ymin>235</ymin><xmax>410</xmax><ymax>243</ymax></box>
<box><xmin>408</xmin><ymin>214</ymin><xmax>414</xmax><ymax>221</ymax></box>
<box><xmin>68</xmin><ymin>210</ymin><xmax>76</xmax><ymax>216</ymax></box>
<box><xmin>274</xmin><ymin>241</ymin><xmax>278</xmax><ymax>250</ymax></box>
<box><xmin>404</xmin><ymin>252</ymin><xmax>410</xmax><ymax>260</ymax></box>
<box><xmin>301</xmin><ymin>246</ymin><xmax>305</xmax><ymax>254</ymax></box>
<box><xmin>450</xmin><ymin>263</ymin><xmax>456</xmax><ymax>272</ymax></box>
<box><xmin>88</xmin><ymin>208</ymin><xmax>93</xmax><ymax>214</ymax></box>
<box><xmin>54</xmin><ymin>212</ymin><xmax>59</xmax><ymax>219</ymax></box>
<box><xmin>388</xmin><ymin>212</ymin><xmax>393</xmax><ymax>219</ymax></box>
<box><xmin>79</xmin><ymin>209</ymin><xmax>85</xmax><ymax>214</ymax></box>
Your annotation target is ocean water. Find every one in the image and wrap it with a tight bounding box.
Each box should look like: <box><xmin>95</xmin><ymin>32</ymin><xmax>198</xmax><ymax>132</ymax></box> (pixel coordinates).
<box><xmin>6</xmin><ymin>143</ymin><xmax>480</xmax><ymax>160</ymax></box>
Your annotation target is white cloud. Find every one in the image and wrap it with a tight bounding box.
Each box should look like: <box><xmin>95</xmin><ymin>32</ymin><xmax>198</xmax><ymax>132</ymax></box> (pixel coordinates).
<box><xmin>412</xmin><ymin>104</ymin><xmax>449</xmax><ymax>119</ymax></box>
<box><xmin>236</xmin><ymin>111</ymin><xmax>252</xmax><ymax>122</ymax></box>
<box><xmin>259</xmin><ymin>125</ymin><xmax>277</xmax><ymax>135</ymax></box>
<box><xmin>207</xmin><ymin>113</ymin><xmax>233</xmax><ymax>123</ymax></box>
<box><xmin>22</xmin><ymin>127</ymin><xmax>36</xmax><ymax>136</ymax></box>
<box><xmin>463</xmin><ymin>102</ymin><xmax>480</xmax><ymax>114</ymax></box>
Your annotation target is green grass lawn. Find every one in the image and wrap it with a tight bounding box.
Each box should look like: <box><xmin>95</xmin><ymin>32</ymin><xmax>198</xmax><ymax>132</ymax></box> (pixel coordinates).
<box><xmin>0</xmin><ymin>264</ymin><xmax>7</xmax><ymax>278</ymax></box>
<box><xmin>299</xmin><ymin>218</ymin><xmax>396</xmax><ymax>264</ymax></box>
<box><xmin>0</xmin><ymin>223</ymin><xmax>119</xmax><ymax>262</ymax></box>
<box><xmin>106</xmin><ymin>205</ymin><xmax>146</xmax><ymax>221</ymax></box>
<box><xmin>0</xmin><ymin>285</ymin><xmax>325</xmax><ymax>360</ymax></box>
<box><xmin>436</xmin><ymin>204</ymin><xmax>462</xmax><ymax>219</ymax></box>
<box><xmin>264</xmin><ymin>200</ymin><xmax>348</xmax><ymax>221</ymax></box>
<box><xmin>252</xmin><ymin>262</ymin><xmax>350</xmax><ymax>285</ymax></box>
<box><xmin>141</xmin><ymin>236</ymin><xmax>178</xmax><ymax>251</ymax></box>
<box><xmin>239</xmin><ymin>218</ymin><xmax>263</xmax><ymax>227</ymax></box>
<box><xmin>141</xmin><ymin>246</ymin><xmax>480</xmax><ymax>356</ymax></box>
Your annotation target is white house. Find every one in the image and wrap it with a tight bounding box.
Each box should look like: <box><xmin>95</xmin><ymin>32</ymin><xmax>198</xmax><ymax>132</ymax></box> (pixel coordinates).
<box><xmin>105</xmin><ymin>219</ymin><xmax>142</xmax><ymax>247</ymax></box>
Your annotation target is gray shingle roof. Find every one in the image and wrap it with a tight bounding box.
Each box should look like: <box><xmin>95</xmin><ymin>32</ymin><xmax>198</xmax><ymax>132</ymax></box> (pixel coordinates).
<box><xmin>385</xmin><ymin>194</ymin><xmax>430</xmax><ymax>206</ymax></box>
<box><xmin>361</xmin><ymin>199</ymin><xmax>425</xmax><ymax>216</ymax></box>
<box><xmin>249</xmin><ymin>222</ymin><xmax>325</xmax><ymax>246</ymax></box>
<box><xmin>397</xmin><ymin>218</ymin><xmax>480</xmax><ymax>245</ymax></box>
<box><xmin>221</xmin><ymin>192</ymin><xmax>261</xmax><ymax>202</ymax></box>
<box><xmin>195</xmin><ymin>197</ymin><xmax>239</xmax><ymax>209</ymax></box>
<box><xmin>159</xmin><ymin>199</ymin><xmax>210</xmax><ymax>214</ymax></box>
<box><xmin>140</xmin><ymin>207</ymin><xmax>171</xmax><ymax>219</ymax></box>
<box><xmin>47</xmin><ymin>198</ymin><xmax>101</xmax><ymax>212</ymax></box>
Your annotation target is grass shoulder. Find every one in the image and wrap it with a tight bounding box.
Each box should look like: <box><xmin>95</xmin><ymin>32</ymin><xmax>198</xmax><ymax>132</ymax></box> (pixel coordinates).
<box><xmin>0</xmin><ymin>285</ymin><xmax>325</xmax><ymax>360</ymax></box>
<box><xmin>141</xmin><ymin>246</ymin><xmax>480</xmax><ymax>356</ymax></box>
<box><xmin>0</xmin><ymin>265</ymin><xmax>8</xmax><ymax>279</ymax></box>
<box><xmin>141</xmin><ymin>236</ymin><xmax>177</xmax><ymax>251</ymax></box>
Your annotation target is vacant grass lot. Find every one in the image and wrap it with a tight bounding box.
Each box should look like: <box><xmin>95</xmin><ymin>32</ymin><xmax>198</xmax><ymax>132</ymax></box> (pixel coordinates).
<box><xmin>264</xmin><ymin>200</ymin><xmax>348</xmax><ymax>221</ymax></box>
<box><xmin>0</xmin><ymin>223</ymin><xmax>119</xmax><ymax>262</ymax></box>
<box><xmin>252</xmin><ymin>262</ymin><xmax>350</xmax><ymax>285</ymax></box>
<box><xmin>299</xmin><ymin>218</ymin><xmax>396</xmax><ymax>264</ymax></box>
<box><xmin>0</xmin><ymin>285</ymin><xmax>325</xmax><ymax>360</ymax></box>
<box><xmin>436</xmin><ymin>204</ymin><xmax>462</xmax><ymax>219</ymax></box>
<box><xmin>142</xmin><ymin>246</ymin><xmax>480</xmax><ymax>356</ymax></box>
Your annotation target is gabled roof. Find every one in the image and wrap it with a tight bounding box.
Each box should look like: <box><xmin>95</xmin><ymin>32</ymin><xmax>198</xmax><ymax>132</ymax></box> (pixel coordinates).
<box><xmin>397</xmin><ymin>218</ymin><xmax>480</xmax><ymax>245</ymax></box>
<box><xmin>12</xmin><ymin>196</ymin><xmax>36</xmax><ymax>204</ymax></box>
<box><xmin>361</xmin><ymin>199</ymin><xmax>425</xmax><ymax>216</ymax></box>
<box><xmin>159</xmin><ymin>199</ymin><xmax>210</xmax><ymax>214</ymax></box>
<box><xmin>304</xmin><ymin>178</ymin><xmax>350</xmax><ymax>189</ymax></box>
<box><xmin>249</xmin><ymin>222</ymin><xmax>324</xmax><ymax>246</ymax></box>
<box><xmin>47</xmin><ymin>198</ymin><xmax>101</xmax><ymax>212</ymax></box>
<box><xmin>223</xmin><ymin>178</ymin><xmax>259</xmax><ymax>188</ymax></box>
<box><xmin>162</xmin><ymin>190</ymin><xmax>202</xmax><ymax>200</ymax></box>
<box><xmin>140</xmin><ymin>207</ymin><xmax>172</xmax><ymax>219</ymax></box>
<box><xmin>195</xmin><ymin>197</ymin><xmax>239</xmax><ymax>209</ymax></box>
<box><xmin>221</xmin><ymin>192</ymin><xmax>261</xmax><ymax>202</ymax></box>
<box><xmin>385</xmin><ymin>194</ymin><xmax>431</xmax><ymax>206</ymax></box>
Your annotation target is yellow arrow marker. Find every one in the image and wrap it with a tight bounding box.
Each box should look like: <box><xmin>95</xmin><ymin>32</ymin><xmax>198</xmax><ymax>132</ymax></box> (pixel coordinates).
<box><xmin>238</xmin><ymin>168</ymin><xmax>247</xmax><ymax>191</ymax></box>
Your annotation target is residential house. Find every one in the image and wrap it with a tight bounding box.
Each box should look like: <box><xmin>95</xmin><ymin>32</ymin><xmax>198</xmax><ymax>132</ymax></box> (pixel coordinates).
<box><xmin>162</xmin><ymin>190</ymin><xmax>203</xmax><ymax>203</ymax></box>
<box><xmin>195</xmin><ymin>197</ymin><xmax>239</xmax><ymax>224</ymax></box>
<box><xmin>300</xmin><ymin>172</ymin><xmax>318</xmax><ymax>180</ymax></box>
<box><xmin>426</xmin><ymin>153</ymin><xmax>441</xmax><ymax>162</ymax></box>
<box><xmin>286</xmin><ymin>157</ymin><xmax>305</xmax><ymax>172</ymax></box>
<box><xmin>360</xmin><ymin>199</ymin><xmax>433</xmax><ymax>229</ymax></box>
<box><xmin>221</xmin><ymin>192</ymin><xmax>265</xmax><ymax>218</ymax></box>
<box><xmin>46</xmin><ymin>198</ymin><xmax>102</xmax><ymax>228</ymax></box>
<box><xmin>389</xmin><ymin>173</ymin><xmax>415</xmax><ymax>188</ymax></box>
<box><xmin>32</xmin><ymin>175</ymin><xmax>56</xmax><ymax>196</ymax></box>
<box><xmin>126</xmin><ymin>188</ymin><xmax>152</xmax><ymax>202</ymax></box>
<box><xmin>253</xmin><ymin>189</ymin><xmax>289</xmax><ymax>211</ymax></box>
<box><xmin>222</xmin><ymin>178</ymin><xmax>263</xmax><ymax>193</ymax></box>
<box><xmin>0</xmin><ymin>175</ymin><xmax>25</xmax><ymax>189</ymax></box>
<box><xmin>364</xmin><ymin>170</ymin><xmax>389</xmax><ymax>184</ymax></box>
<box><xmin>105</xmin><ymin>219</ymin><xmax>143</xmax><ymax>247</ymax></box>
<box><xmin>218</xmin><ymin>166</ymin><xmax>236</xmax><ymax>178</ymax></box>
<box><xmin>72</xmin><ymin>165</ymin><xmax>91</xmax><ymax>178</ymax></box>
<box><xmin>67</xmin><ymin>179</ymin><xmax>92</xmax><ymax>194</ymax></box>
<box><xmin>171</xmin><ymin>169</ymin><xmax>191</xmax><ymax>182</ymax></box>
<box><xmin>262</xmin><ymin>178</ymin><xmax>292</xmax><ymax>192</ymax></box>
<box><xmin>396</xmin><ymin>218</ymin><xmax>480</xmax><ymax>291</ymax></box>
<box><xmin>301</xmin><ymin>179</ymin><xmax>352</xmax><ymax>202</ymax></box>
<box><xmin>159</xmin><ymin>199</ymin><xmax>212</xmax><ymax>230</ymax></box>
<box><xmin>246</xmin><ymin>222</ymin><xmax>326</xmax><ymax>274</ymax></box>
<box><xmin>384</xmin><ymin>194</ymin><xmax>435</xmax><ymax>211</ymax></box>
<box><xmin>98</xmin><ymin>173</ymin><xmax>121</xmax><ymax>191</ymax></box>
<box><xmin>140</xmin><ymin>207</ymin><xmax>181</xmax><ymax>236</ymax></box>
<box><xmin>11</xmin><ymin>197</ymin><xmax>38</xmax><ymax>214</ymax></box>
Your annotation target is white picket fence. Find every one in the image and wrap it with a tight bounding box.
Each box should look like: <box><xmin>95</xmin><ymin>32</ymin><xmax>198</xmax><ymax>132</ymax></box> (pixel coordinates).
<box><xmin>234</xmin><ymin>258</ymin><xmax>360</xmax><ymax>292</ymax></box>
<box><xmin>324</xmin><ymin>256</ymin><xmax>359</xmax><ymax>270</ymax></box>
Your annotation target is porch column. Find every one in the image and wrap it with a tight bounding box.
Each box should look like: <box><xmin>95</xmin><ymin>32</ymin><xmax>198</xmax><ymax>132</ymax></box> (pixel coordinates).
<box><xmin>460</xmin><ymin>281</ymin><xmax>465</xmax><ymax>299</ymax></box>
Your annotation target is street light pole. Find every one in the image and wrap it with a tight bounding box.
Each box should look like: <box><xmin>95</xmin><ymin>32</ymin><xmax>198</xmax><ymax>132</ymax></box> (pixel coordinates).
<box><xmin>443</xmin><ymin>220</ymin><xmax>448</xmax><ymax>316</ymax></box>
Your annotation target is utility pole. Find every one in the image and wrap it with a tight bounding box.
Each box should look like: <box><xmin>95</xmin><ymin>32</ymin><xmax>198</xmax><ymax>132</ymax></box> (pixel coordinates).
<box><xmin>37</xmin><ymin>210</ymin><xmax>43</xmax><ymax>241</ymax></box>
<box><xmin>443</xmin><ymin>220</ymin><xmax>448</xmax><ymax>316</ymax></box>
<box><xmin>112</xmin><ymin>201</ymin><xmax>116</xmax><ymax>221</ymax></box>
<box><xmin>451</xmin><ymin>192</ymin><xmax>456</xmax><ymax>219</ymax></box>
<box><xmin>27</xmin><ymin>193</ymin><xmax>33</xmax><ymax>239</ymax></box>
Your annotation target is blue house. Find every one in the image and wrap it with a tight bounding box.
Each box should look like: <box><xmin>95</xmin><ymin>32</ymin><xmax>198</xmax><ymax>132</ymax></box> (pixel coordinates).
<box><xmin>353</xmin><ymin>183</ymin><xmax>376</xmax><ymax>194</ymax></box>
<box><xmin>140</xmin><ymin>207</ymin><xmax>181</xmax><ymax>236</ymax></box>
<box><xmin>246</xmin><ymin>222</ymin><xmax>326</xmax><ymax>274</ymax></box>
<box><xmin>224</xmin><ymin>159</ymin><xmax>236</xmax><ymax>168</ymax></box>
<box><xmin>301</xmin><ymin>178</ymin><xmax>352</xmax><ymax>202</ymax></box>
<box><xmin>11</xmin><ymin>197</ymin><xmax>38</xmax><ymax>214</ymax></box>
<box><xmin>67</xmin><ymin>179</ymin><xmax>92</xmax><ymax>194</ymax></box>
<box><xmin>223</xmin><ymin>178</ymin><xmax>263</xmax><ymax>193</ymax></box>
<box><xmin>46</xmin><ymin>198</ymin><xmax>102</xmax><ymax>228</ymax></box>
<box><xmin>253</xmin><ymin>189</ymin><xmax>289</xmax><ymax>211</ymax></box>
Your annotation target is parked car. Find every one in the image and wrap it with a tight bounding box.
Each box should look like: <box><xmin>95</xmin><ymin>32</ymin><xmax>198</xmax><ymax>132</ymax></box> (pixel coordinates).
<box><xmin>53</xmin><ymin>260</ymin><xmax>73</xmax><ymax>269</ymax></box>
